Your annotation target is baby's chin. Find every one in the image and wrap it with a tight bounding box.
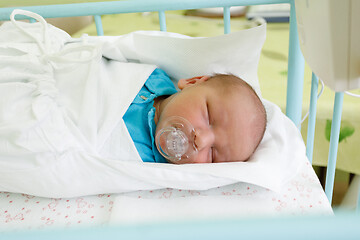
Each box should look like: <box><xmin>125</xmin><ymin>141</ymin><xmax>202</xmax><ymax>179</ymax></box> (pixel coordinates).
<box><xmin>166</xmin><ymin>159</ymin><xmax>188</xmax><ymax>164</ymax></box>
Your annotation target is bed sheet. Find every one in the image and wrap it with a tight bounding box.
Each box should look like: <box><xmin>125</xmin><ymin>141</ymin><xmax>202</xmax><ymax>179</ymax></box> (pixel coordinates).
<box><xmin>0</xmin><ymin>193</ymin><xmax>114</xmax><ymax>231</ymax></box>
<box><xmin>0</xmin><ymin>158</ymin><xmax>332</xmax><ymax>232</ymax></box>
<box><xmin>108</xmin><ymin>159</ymin><xmax>332</xmax><ymax>225</ymax></box>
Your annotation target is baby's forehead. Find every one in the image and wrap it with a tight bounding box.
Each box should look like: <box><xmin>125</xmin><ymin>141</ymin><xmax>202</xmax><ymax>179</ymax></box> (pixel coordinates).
<box><xmin>207</xmin><ymin>76</ymin><xmax>251</xmax><ymax>92</ymax></box>
<box><xmin>213</xmin><ymin>85</ymin><xmax>263</xmax><ymax>118</ymax></box>
<box><xmin>209</xmin><ymin>81</ymin><xmax>252</xmax><ymax>100</ymax></box>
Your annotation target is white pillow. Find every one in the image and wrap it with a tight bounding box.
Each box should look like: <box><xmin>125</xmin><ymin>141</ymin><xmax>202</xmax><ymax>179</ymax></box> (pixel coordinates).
<box><xmin>99</xmin><ymin>21</ymin><xmax>266</xmax><ymax>96</ymax></box>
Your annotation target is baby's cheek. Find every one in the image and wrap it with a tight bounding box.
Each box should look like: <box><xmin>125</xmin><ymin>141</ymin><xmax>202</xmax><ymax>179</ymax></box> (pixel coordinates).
<box><xmin>190</xmin><ymin>152</ymin><xmax>210</xmax><ymax>164</ymax></box>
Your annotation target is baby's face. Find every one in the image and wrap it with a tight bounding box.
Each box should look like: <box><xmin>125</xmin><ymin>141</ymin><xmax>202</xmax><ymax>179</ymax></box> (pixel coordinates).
<box><xmin>155</xmin><ymin>78</ymin><xmax>260</xmax><ymax>164</ymax></box>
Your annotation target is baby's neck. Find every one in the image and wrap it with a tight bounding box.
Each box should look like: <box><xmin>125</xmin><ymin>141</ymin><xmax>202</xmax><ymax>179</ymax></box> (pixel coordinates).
<box><xmin>153</xmin><ymin>94</ymin><xmax>177</xmax><ymax>125</ymax></box>
<box><xmin>153</xmin><ymin>95</ymin><xmax>169</xmax><ymax>125</ymax></box>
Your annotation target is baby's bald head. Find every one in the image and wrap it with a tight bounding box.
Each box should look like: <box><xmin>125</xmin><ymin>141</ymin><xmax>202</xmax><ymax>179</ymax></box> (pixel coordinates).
<box><xmin>205</xmin><ymin>74</ymin><xmax>267</xmax><ymax>159</ymax></box>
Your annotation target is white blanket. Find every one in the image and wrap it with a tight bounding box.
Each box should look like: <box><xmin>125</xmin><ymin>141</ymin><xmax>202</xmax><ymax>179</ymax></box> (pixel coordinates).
<box><xmin>0</xmin><ymin>10</ymin><xmax>305</xmax><ymax>198</ymax></box>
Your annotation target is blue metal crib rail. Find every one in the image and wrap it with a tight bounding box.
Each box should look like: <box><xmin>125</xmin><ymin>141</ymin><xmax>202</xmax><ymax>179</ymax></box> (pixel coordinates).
<box><xmin>0</xmin><ymin>0</ymin><xmax>358</xmax><ymax>238</ymax></box>
<box><xmin>1</xmin><ymin>213</ymin><xmax>360</xmax><ymax>240</ymax></box>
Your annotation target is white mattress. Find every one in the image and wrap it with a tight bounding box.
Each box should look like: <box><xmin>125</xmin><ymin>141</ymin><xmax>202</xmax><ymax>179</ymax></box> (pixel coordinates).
<box><xmin>0</xmin><ymin>158</ymin><xmax>332</xmax><ymax>232</ymax></box>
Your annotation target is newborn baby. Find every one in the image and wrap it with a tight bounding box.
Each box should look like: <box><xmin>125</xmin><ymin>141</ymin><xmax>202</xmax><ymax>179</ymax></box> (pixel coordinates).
<box><xmin>124</xmin><ymin>69</ymin><xmax>267</xmax><ymax>164</ymax></box>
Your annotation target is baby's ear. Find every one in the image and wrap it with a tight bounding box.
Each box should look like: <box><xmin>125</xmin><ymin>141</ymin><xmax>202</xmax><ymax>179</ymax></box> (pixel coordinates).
<box><xmin>178</xmin><ymin>76</ymin><xmax>210</xmax><ymax>90</ymax></box>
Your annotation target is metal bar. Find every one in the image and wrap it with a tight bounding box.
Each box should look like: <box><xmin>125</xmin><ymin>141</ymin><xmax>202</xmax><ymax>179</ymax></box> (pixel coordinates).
<box><xmin>357</xmin><ymin>184</ymin><xmax>360</xmax><ymax>213</ymax></box>
<box><xmin>0</xmin><ymin>0</ymin><xmax>290</xmax><ymax>21</ymax></box>
<box><xmin>94</xmin><ymin>15</ymin><xmax>104</xmax><ymax>36</ymax></box>
<box><xmin>223</xmin><ymin>7</ymin><xmax>231</xmax><ymax>34</ymax></box>
<box><xmin>1</xmin><ymin>213</ymin><xmax>360</xmax><ymax>240</ymax></box>
<box><xmin>324</xmin><ymin>92</ymin><xmax>344</xmax><ymax>204</ymax></box>
<box><xmin>285</xmin><ymin>0</ymin><xmax>304</xmax><ymax>128</ymax></box>
<box><xmin>158</xmin><ymin>11</ymin><xmax>167</xmax><ymax>32</ymax></box>
<box><xmin>306</xmin><ymin>73</ymin><xmax>319</xmax><ymax>164</ymax></box>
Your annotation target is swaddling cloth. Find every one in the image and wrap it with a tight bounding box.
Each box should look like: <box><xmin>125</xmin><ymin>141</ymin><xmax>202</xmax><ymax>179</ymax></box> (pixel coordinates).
<box><xmin>0</xmin><ymin>10</ymin><xmax>304</xmax><ymax>198</ymax></box>
<box><xmin>0</xmin><ymin>10</ymin><xmax>157</xmax><ymax>196</ymax></box>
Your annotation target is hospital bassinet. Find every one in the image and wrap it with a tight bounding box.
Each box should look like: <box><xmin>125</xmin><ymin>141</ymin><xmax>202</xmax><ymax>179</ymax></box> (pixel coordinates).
<box><xmin>0</xmin><ymin>0</ymin><xmax>359</xmax><ymax>239</ymax></box>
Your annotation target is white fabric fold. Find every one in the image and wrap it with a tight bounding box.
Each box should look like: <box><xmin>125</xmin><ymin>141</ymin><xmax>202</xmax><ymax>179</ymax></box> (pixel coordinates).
<box><xmin>0</xmin><ymin>10</ymin><xmax>305</xmax><ymax>198</ymax></box>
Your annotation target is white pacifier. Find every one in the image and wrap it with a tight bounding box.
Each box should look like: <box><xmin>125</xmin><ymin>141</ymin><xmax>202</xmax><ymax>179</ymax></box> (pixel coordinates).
<box><xmin>155</xmin><ymin>116</ymin><xmax>198</xmax><ymax>162</ymax></box>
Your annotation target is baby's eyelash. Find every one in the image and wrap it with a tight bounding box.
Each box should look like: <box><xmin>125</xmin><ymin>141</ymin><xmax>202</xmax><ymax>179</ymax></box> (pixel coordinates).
<box><xmin>206</xmin><ymin>102</ymin><xmax>211</xmax><ymax>124</ymax></box>
<box><xmin>211</xmin><ymin>147</ymin><xmax>215</xmax><ymax>163</ymax></box>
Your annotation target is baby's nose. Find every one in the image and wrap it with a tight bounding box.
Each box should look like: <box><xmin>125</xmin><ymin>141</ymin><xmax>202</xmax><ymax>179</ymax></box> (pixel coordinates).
<box><xmin>194</xmin><ymin>129</ymin><xmax>215</xmax><ymax>150</ymax></box>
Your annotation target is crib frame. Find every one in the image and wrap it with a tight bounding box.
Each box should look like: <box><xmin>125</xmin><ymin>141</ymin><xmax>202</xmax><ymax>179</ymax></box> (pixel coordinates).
<box><xmin>0</xmin><ymin>0</ymin><xmax>358</xmax><ymax>239</ymax></box>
